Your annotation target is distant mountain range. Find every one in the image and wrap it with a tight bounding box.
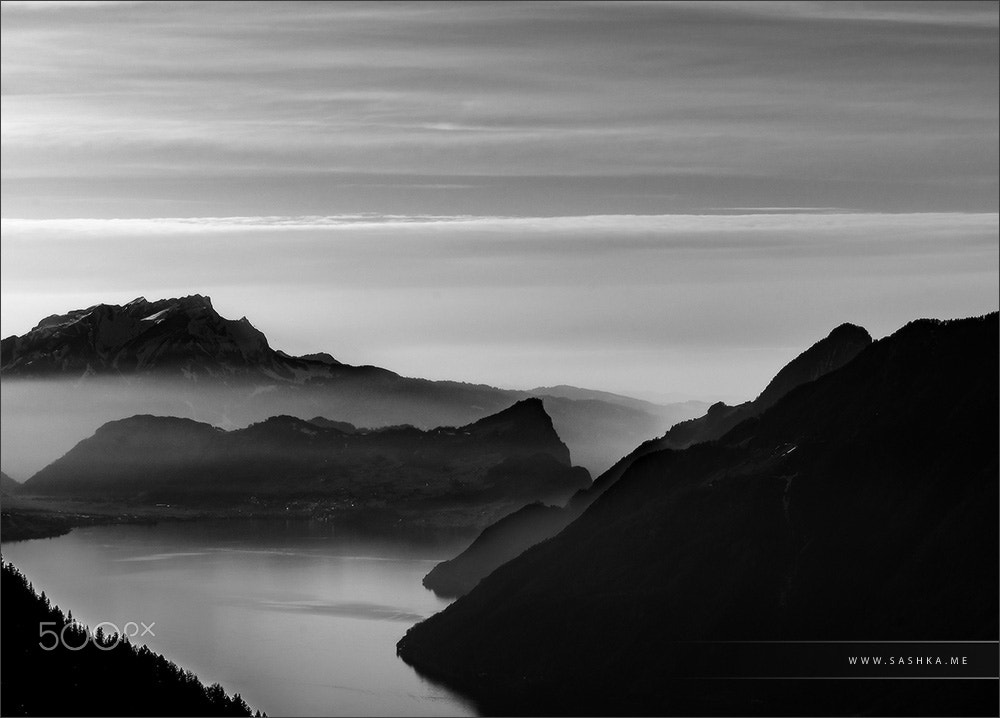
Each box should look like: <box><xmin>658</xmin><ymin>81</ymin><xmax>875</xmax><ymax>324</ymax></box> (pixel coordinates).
<box><xmin>527</xmin><ymin>384</ymin><xmax>706</xmax><ymax>416</ymax></box>
<box><xmin>397</xmin><ymin>313</ymin><xmax>999</xmax><ymax>716</ymax></box>
<box><xmin>423</xmin><ymin>321</ymin><xmax>872</xmax><ymax>597</ymax></box>
<box><xmin>23</xmin><ymin>399</ymin><xmax>590</xmax><ymax>510</ymax></box>
<box><xmin>0</xmin><ymin>295</ymin><xmax>706</xmax><ymax>477</ymax></box>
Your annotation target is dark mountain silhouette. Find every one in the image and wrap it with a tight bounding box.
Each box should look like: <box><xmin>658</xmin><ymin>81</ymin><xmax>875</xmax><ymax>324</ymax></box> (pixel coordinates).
<box><xmin>0</xmin><ymin>296</ymin><xmax>705</xmax><ymax>478</ymax></box>
<box><xmin>753</xmin><ymin>322</ymin><xmax>873</xmax><ymax>411</ymax></box>
<box><xmin>23</xmin><ymin>399</ymin><xmax>590</xmax><ymax>508</ymax></box>
<box><xmin>423</xmin><ymin>502</ymin><xmax>574</xmax><ymax>597</ymax></box>
<box><xmin>306</xmin><ymin>416</ymin><xmax>358</xmax><ymax>433</ymax></box>
<box><xmin>398</xmin><ymin>313</ymin><xmax>999</xmax><ymax>716</ymax></box>
<box><xmin>0</xmin><ymin>471</ymin><xmax>21</xmax><ymax>512</ymax></box>
<box><xmin>423</xmin><ymin>322</ymin><xmax>872</xmax><ymax>597</ymax></box>
<box><xmin>1</xmin><ymin>561</ymin><xmax>258</xmax><ymax>716</ymax></box>
<box><xmin>0</xmin><ymin>294</ymin><xmax>302</xmax><ymax>379</ymax></box>
<box><xmin>298</xmin><ymin>352</ymin><xmax>340</xmax><ymax>366</ymax></box>
<box><xmin>0</xmin><ymin>471</ymin><xmax>20</xmax><ymax>495</ymax></box>
<box><xmin>584</xmin><ymin>322</ymin><xmax>872</xmax><ymax>500</ymax></box>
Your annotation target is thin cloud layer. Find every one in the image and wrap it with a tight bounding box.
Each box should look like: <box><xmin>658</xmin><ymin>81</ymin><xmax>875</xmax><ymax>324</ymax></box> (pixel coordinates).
<box><xmin>2</xmin><ymin>1</ymin><xmax>997</xmax><ymax>216</ymax></box>
<box><xmin>1</xmin><ymin>2</ymin><xmax>997</xmax><ymax>398</ymax></box>
<box><xmin>2</xmin><ymin>212</ymin><xmax>996</xmax><ymax>399</ymax></box>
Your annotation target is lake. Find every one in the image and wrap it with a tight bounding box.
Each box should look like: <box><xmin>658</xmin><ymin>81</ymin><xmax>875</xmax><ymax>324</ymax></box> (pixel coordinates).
<box><xmin>1</xmin><ymin>519</ymin><xmax>479</xmax><ymax>717</ymax></box>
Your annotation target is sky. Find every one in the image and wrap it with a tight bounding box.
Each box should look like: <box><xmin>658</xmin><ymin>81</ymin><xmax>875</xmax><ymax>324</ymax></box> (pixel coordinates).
<box><xmin>1</xmin><ymin>1</ymin><xmax>997</xmax><ymax>402</ymax></box>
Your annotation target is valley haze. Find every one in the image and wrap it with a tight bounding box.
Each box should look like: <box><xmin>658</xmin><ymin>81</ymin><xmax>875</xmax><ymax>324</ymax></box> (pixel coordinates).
<box><xmin>1</xmin><ymin>2</ymin><xmax>997</xmax><ymax>718</ymax></box>
<box><xmin>0</xmin><ymin>294</ymin><xmax>707</xmax><ymax>480</ymax></box>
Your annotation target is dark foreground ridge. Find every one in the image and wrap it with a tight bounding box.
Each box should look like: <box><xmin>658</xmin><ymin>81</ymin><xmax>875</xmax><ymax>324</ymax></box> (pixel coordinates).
<box><xmin>0</xmin><ymin>561</ymin><xmax>259</xmax><ymax>716</ymax></box>
<box><xmin>424</xmin><ymin>321</ymin><xmax>872</xmax><ymax>597</ymax></box>
<box><xmin>423</xmin><ymin>502</ymin><xmax>574</xmax><ymax>598</ymax></box>
<box><xmin>398</xmin><ymin>313</ymin><xmax>999</xmax><ymax>716</ymax></box>
<box><xmin>0</xmin><ymin>471</ymin><xmax>20</xmax><ymax>498</ymax></box>
<box><xmin>581</xmin><ymin>321</ymin><xmax>874</xmax><ymax>503</ymax></box>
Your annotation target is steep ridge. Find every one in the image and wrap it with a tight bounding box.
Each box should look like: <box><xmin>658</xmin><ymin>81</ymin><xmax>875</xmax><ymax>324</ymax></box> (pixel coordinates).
<box><xmin>422</xmin><ymin>502</ymin><xmax>575</xmax><ymax>598</ymax></box>
<box><xmin>0</xmin><ymin>471</ymin><xmax>20</xmax><ymax>500</ymax></box>
<box><xmin>398</xmin><ymin>313</ymin><xmax>998</xmax><ymax>716</ymax></box>
<box><xmin>0</xmin><ymin>295</ymin><xmax>296</xmax><ymax>379</ymax></box>
<box><xmin>583</xmin><ymin>322</ymin><xmax>872</xmax><ymax>501</ymax></box>
<box><xmin>753</xmin><ymin>322</ymin><xmax>873</xmax><ymax>411</ymax></box>
<box><xmin>23</xmin><ymin>399</ymin><xmax>590</xmax><ymax>508</ymax></box>
<box><xmin>423</xmin><ymin>322</ymin><xmax>872</xmax><ymax>597</ymax></box>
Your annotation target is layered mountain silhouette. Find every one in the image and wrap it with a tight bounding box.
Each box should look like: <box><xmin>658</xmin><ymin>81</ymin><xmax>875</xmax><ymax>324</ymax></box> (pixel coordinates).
<box><xmin>398</xmin><ymin>313</ymin><xmax>999</xmax><ymax>716</ymax></box>
<box><xmin>23</xmin><ymin>399</ymin><xmax>590</xmax><ymax>508</ymax></box>
<box><xmin>582</xmin><ymin>321</ymin><xmax>873</xmax><ymax>500</ymax></box>
<box><xmin>0</xmin><ymin>471</ymin><xmax>20</xmax><ymax>501</ymax></box>
<box><xmin>0</xmin><ymin>296</ymin><xmax>706</xmax><ymax>477</ymax></box>
<box><xmin>423</xmin><ymin>502</ymin><xmax>575</xmax><ymax>597</ymax></box>
<box><xmin>423</xmin><ymin>322</ymin><xmax>872</xmax><ymax>597</ymax></box>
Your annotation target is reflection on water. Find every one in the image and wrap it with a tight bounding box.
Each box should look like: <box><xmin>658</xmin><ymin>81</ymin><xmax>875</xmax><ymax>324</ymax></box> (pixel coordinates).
<box><xmin>2</xmin><ymin>519</ymin><xmax>478</xmax><ymax>717</ymax></box>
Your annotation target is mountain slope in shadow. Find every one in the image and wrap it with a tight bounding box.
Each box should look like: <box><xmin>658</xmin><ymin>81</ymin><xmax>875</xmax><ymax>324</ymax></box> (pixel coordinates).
<box><xmin>422</xmin><ymin>502</ymin><xmax>575</xmax><ymax>597</ymax></box>
<box><xmin>582</xmin><ymin>321</ymin><xmax>873</xmax><ymax>500</ymax></box>
<box><xmin>423</xmin><ymin>322</ymin><xmax>872</xmax><ymax>597</ymax></box>
<box><xmin>398</xmin><ymin>313</ymin><xmax>999</xmax><ymax>716</ymax></box>
<box><xmin>0</xmin><ymin>471</ymin><xmax>20</xmax><ymax>495</ymax></box>
<box><xmin>23</xmin><ymin>399</ymin><xmax>590</xmax><ymax>509</ymax></box>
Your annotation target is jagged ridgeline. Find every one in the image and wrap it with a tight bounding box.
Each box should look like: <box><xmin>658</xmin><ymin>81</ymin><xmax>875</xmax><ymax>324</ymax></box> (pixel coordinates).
<box><xmin>23</xmin><ymin>399</ymin><xmax>590</xmax><ymax>508</ymax></box>
<box><xmin>0</xmin><ymin>561</ymin><xmax>259</xmax><ymax>717</ymax></box>
<box><xmin>424</xmin><ymin>321</ymin><xmax>873</xmax><ymax>597</ymax></box>
<box><xmin>0</xmin><ymin>295</ymin><xmax>707</xmax><ymax>478</ymax></box>
<box><xmin>398</xmin><ymin>313</ymin><xmax>999</xmax><ymax>716</ymax></box>
<box><xmin>0</xmin><ymin>295</ymin><xmax>288</xmax><ymax>377</ymax></box>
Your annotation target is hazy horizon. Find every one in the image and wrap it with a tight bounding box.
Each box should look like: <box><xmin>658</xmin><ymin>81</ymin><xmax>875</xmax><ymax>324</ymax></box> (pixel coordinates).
<box><xmin>1</xmin><ymin>6</ymin><xmax>997</xmax><ymax>715</ymax></box>
<box><xmin>2</xmin><ymin>1</ymin><xmax>997</xmax><ymax>402</ymax></box>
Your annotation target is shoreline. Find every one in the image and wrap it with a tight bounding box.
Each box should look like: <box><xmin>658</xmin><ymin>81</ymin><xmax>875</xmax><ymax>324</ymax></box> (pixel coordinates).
<box><xmin>0</xmin><ymin>494</ymin><xmax>511</xmax><ymax>544</ymax></box>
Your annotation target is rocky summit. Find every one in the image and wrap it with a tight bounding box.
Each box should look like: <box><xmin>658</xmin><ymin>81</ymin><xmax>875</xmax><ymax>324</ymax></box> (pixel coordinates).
<box><xmin>0</xmin><ymin>295</ymin><xmax>304</xmax><ymax>380</ymax></box>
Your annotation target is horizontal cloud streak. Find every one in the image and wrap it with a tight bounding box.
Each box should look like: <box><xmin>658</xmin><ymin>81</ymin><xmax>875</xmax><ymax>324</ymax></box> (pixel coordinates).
<box><xmin>3</xmin><ymin>211</ymin><xmax>996</xmax><ymax>235</ymax></box>
<box><xmin>2</xmin><ymin>1</ymin><xmax>997</xmax><ymax>216</ymax></box>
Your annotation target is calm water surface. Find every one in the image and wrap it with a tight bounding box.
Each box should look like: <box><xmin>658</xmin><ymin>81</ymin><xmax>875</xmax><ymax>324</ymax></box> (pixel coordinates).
<box><xmin>3</xmin><ymin>519</ymin><xmax>478</xmax><ymax>717</ymax></box>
